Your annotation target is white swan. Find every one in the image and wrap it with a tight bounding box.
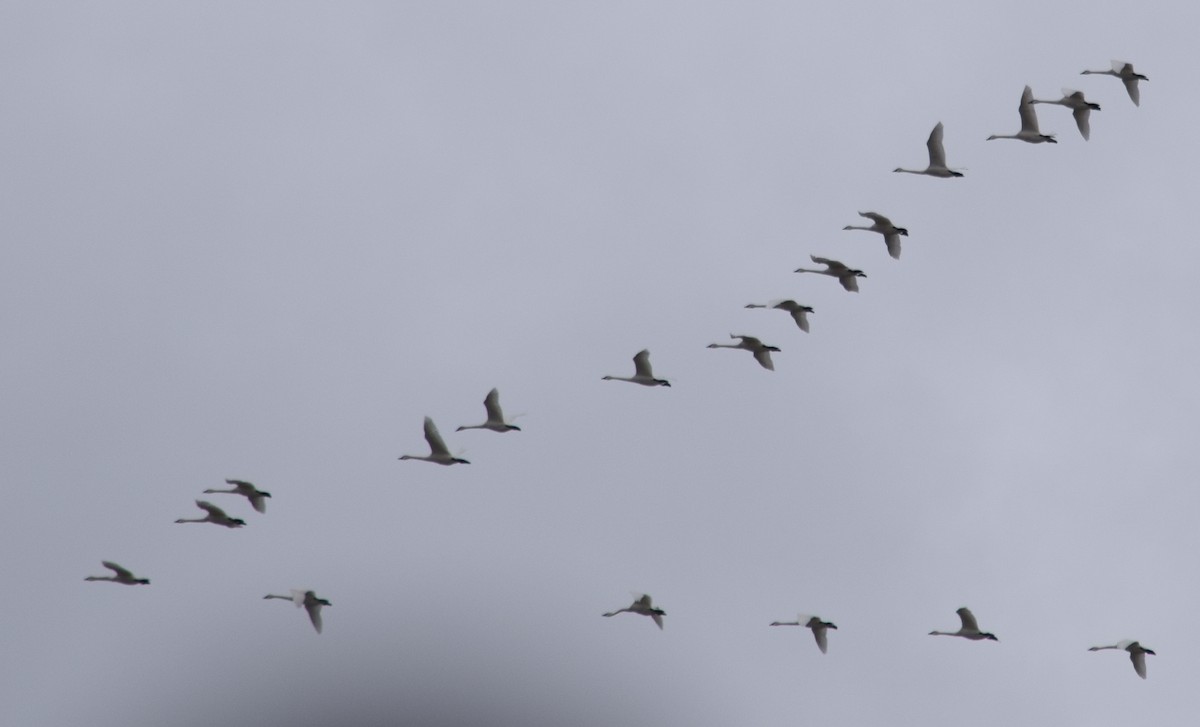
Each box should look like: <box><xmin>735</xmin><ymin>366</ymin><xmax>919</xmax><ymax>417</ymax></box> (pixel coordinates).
<box><xmin>794</xmin><ymin>255</ymin><xmax>866</xmax><ymax>292</ymax></box>
<box><xmin>707</xmin><ymin>334</ymin><xmax>780</xmax><ymax>371</ymax></box>
<box><xmin>842</xmin><ymin>211</ymin><xmax>908</xmax><ymax>260</ymax></box>
<box><xmin>1030</xmin><ymin>89</ymin><xmax>1100</xmax><ymax>140</ymax></box>
<box><xmin>1081</xmin><ymin>61</ymin><xmax>1148</xmax><ymax>106</ymax></box>
<box><xmin>894</xmin><ymin>122</ymin><xmax>963</xmax><ymax>177</ymax></box>
<box><xmin>987</xmin><ymin>86</ymin><xmax>1057</xmax><ymax>144</ymax></box>
<box><xmin>745</xmin><ymin>300</ymin><xmax>814</xmax><ymax>333</ymax></box>
<box><xmin>603</xmin><ymin>593</ymin><xmax>665</xmax><ymax>630</ymax></box>
<box><xmin>457</xmin><ymin>388</ymin><xmax>521</xmax><ymax>432</ymax></box>
<box><xmin>929</xmin><ymin>607</ymin><xmax>999</xmax><ymax>641</ymax></box>
<box><xmin>1089</xmin><ymin>640</ymin><xmax>1155</xmax><ymax>679</ymax></box>
<box><xmin>399</xmin><ymin>417</ymin><xmax>469</xmax><ymax>465</ymax></box>
<box><xmin>84</xmin><ymin>561</ymin><xmax>150</xmax><ymax>585</ymax></box>
<box><xmin>602</xmin><ymin>349</ymin><xmax>671</xmax><ymax>387</ymax></box>
<box><xmin>264</xmin><ymin>589</ymin><xmax>332</xmax><ymax>634</ymax></box>
<box><xmin>204</xmin><ymin>479</ymin><xmax>271</xmax><ymax>514</ymax></box>
<box><xmin>770</xmin><ymin>615</ymin><xmax>838</xmax><ymax>654</ymax></box>
<box><xmin>174</xmin><ymin>500</ymin><xmax>246</xmax><ymax>528</ymax></box>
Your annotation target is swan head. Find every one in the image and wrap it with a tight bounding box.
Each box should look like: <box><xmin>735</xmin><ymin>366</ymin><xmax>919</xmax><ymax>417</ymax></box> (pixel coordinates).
<box><xmin>841</xmin><ymin>225</ymin><xmax>853</xmax><ymax>230</ymax></box>
<box><xmin>892</xmin><ymin>167</ymin><xmax>904</xmax><ymax>173</ymax></box>
<box><xmin>601</xmin><ymin>375</ymin><xmax>614</xmax><ymax>380</ymax></box>
<box><xmin>174</xmin><ymin>518</ymin><xmax>186</xmax><ymax>524</ymax></box>
<box><xmin>986</xmin><ymin>134</ymin><xmax>1000</xmax><ymax>141</ymax></box>
<box><xmin>706</xmin><ymin>343</ymin><xmax>720</xmax><ymax>349</ymax></box>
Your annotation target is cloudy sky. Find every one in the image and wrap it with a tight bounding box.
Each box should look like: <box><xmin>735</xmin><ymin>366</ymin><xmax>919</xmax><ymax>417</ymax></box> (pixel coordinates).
<box><xmin>3</xmin><ymin>2</ymin><xmax>1198</xmax><ymax>725</ymax></box>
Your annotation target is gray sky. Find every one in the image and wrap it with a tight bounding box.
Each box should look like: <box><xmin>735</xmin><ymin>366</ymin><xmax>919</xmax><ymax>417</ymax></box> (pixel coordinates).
<box><xmin>4</xmin><ymin>2</ymin><xmax>1199</xmax><ymax>725</ymax></box>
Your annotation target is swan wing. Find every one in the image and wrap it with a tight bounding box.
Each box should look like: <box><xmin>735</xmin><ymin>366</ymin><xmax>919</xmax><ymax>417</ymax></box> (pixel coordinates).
<box><xmin>1018</xmin><ymin>86</ymin><xmax>1041</xmax><ymax>133</ymax></box>
<box><xmin>483</xmin><ymin>388</ymin><xmax>505</xmax><ymax>423</ymax></box>
<box><xmin>859</xmin><ymin>211</ymin><xmax>890</xmax><ymax>227</ymax></box>
<box><xmin>884</xmin><ymin>233</ymin><xmax>902</xmax><ymax>260</ymax></box>
<box><xmin>305</xmin><ymin>601</ymin><xmax>324</xmax><ymax>633</ymax></box>
<box><xmin>753</xmin><ymin>347</ymin><xmax>776</xmax><ymax>371</ymax></box>
<box><xmin>651</xmin><ymin>612</ymin><xmax>664</xmax><ymax>630</ymax></box>
<box><xmin>789</xmin><ymin>308</ymin><xmax>810</xmax><ymax>332</ymax></box>
<box><xmin>102</xmin><ymin>561</ymin><xmax>135</xmax><ymax>579</ymax></box>
<box><xmin>423</xmin><ymin>417</ymin><xmax>451</xmax><ymax>457</ymax></box>
<box><xmin>195</xmin><ymin>500</ymin><xmax>228</xmax><ymax>518</ymax></box>
<box><xmin>839</xmin><ymin>274</ymin><xmax>860</xmax><ymax>292</ymax></box>
<box><xmin>225</xmin><ymin>478</ymin><xmax>254</xmax><ymax>488</ymax></box>
<box><xmin>1130</xmin><ymin>650</ymin><xmax>1147</xmax><ymax>679</ymax></box>
<box><xmin>1122</xmin><ymin>76</ymin><xmax>1140</xmax><ymax>106</ymax></box>
<box><xmin>1072</xmin><ymin>106</ymin><xmax>1092</xmax><ymax>140</ymax></box>
<box><xmin>634</xmin><ymin>593</ymin><xmax>653</xmax><ymax>609</ymax></box>
<box><xmin>927</xmin><ymin>122</ymin><xmax>948</xmax><ymax>168</ymax></box>
<box><xmin>956</xmin><ymin>607</ymin><xmax>981</xmax><ymax>632</ymax></box>
<box><xmin>810</xmin><ymin>256</ymin><xmax>849</xmax><ymax>274</ymax></box>
<box><xmin>633</xmin><ymin>349</ymin><xmax>655</xmax><ymax>379</ymax></box>
<box><xmin>813</xmin><ymin>625</ymin><xmax>829</xmax><ymax>654</ymax></box>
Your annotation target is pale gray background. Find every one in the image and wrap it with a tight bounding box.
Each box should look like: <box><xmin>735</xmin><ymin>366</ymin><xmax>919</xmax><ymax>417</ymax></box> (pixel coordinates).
<box><xmin>3</xmin><ymin>2</ymin><xmax>1197</xmax><ymax>726</ymax></box>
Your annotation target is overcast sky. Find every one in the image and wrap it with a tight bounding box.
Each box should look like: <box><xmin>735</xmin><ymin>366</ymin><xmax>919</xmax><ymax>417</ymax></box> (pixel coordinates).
<box><xmin>3</xmin><ymin>2</ymin><xmax>1199</xmax><ymax>726</ymax></box>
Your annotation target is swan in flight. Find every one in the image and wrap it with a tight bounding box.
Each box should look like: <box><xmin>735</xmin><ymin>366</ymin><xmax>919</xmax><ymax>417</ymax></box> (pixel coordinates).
<box><xmin>603</xmin><ymin>593</ymin><xmax>665</xmax><ymax>630</ymax></box>
<box><xmin>707</xmin><ymin>334</ymin><xmax>780</xmax><ymax>371</ymax></box>
<box><xmin>987</xmin><ymin>86</ymin><xmax>1057</xmax><ymax>144</ymax></box>
<box><xmin>794</xmin><ymin>255</ymin><xmax>866</xmax><ymax>292</ymax></box>
<box><xmin>1081</xmin><ymin>61</ymin><xmax>1148</xmax><ymax>106</ymax></box>
<box><xmin>842</xmin><ymin>211</ymin><xmax>908</xmax><ymax>259</ymax></box>
<box><xmin>929</xmin><ymin>607</ymin><xmax>999</xmax><ymax>641</ymax></box>
<box><xmin>399</xmin><ymin>417</ymin><xmax>469</xmax><ymax>465</ymax></box>
<box><xmin>204</xmin><ymin>479</ymin><xmax>271</xmax><ymax>514</ymax></box>
<box><xmin>457</xmin><ymin>388</ymin><xmax>521</xmax><ymax>432</ymax></box>
<box><xmin>174</xmin><ymin>500</ymin><xmax>246</xmax><ymax>528</ymax></box>
<box><xmin>894</xmin><ymin>122</ymin><xmax>963</xmax><ymax>177</ymax></box>
<box><xmin>1030</xmin><ymin>89</ymin><xmax>1100</xmax><ymax>140</ymax></box>
<box><xmin>744</xmin><ymin>300</ymin><xmax>814</xmax><ymax>333</ymax></box>
<box><xmin>264</xmin><ymin>589</ymin><xmax>332</xmax><ymax>634</ymax></box>
<box><xmin>770</xmin><ymin>615</ymin><xmax>838</xmax><ymax>654</ymax></box>
<box><xmin>1089</xmin><ymin>640</ymin><xmax>1156</xmax><ymax>679</ymax></box>
<box><xmin>84</xmin><ymin>561</ymin><xmax>150</xmax><ymax>585</ymax></box>
<box><xmin>602</xmin><ymin>349</ymin><xmax>671</xmax><ymax>387</ymax></box>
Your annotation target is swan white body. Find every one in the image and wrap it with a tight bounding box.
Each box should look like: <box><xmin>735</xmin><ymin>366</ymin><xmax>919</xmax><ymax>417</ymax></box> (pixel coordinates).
<box><xmin>795</xmin><ymin>255</ymin><xmax>866</xmax><ymax>292</ymax></box>
<box><xmin>1030</xmin><ymin>89</ymin><xmax>1100</xmax><ymax>140</ymax></box>
<box><xmin>770</xmin><ymin>615</ymin><xmax>838</xmax><ymax>654</ymax></box>
<box><xmin>842</xmin><ymin>211</ymin><xmax>908</xmax><ymax>260</ymax></box>
<box><xmin>929</xmin><ymin>607</ymin><xmax>998</xmax><ymax>641</ymax></box>
<box><xmin>987</xmin><ymin>86</ymin><xmax>1056</xmax><ymax>144</ymax></box>
<box><xmin>602</xmin><ymin>349</ymin><xmax>671</xmax><ymax>387</ymax></box>
<box><xmin>400</xmin><ymin>417</ymin><xmax>469</xmax><ymax>465</ymax></box>
<box><xmin>1081</xmin><ymin>61</ymin><xmax>1147</xmax><ymax>106</ymax></box>
<box><xmin>174</xmin><ymin>500</ymin><xmax>246</xmax><ymax>528</ymax></box>
<box><xmin>1089</xmin><ymin>640</ymin><xmax>1155</xmax><ymax>679</ymax></box>
<box><xmin>84</xmin><ymin>561</ymin><xmax>150</xmax><ymax>585</ymax></box>
<box><xmin>603</xmin><ymin>593</ymin><xmax>665</xmax><ymax>630</ymax></box>
<box><xmin>204</xmin><ymin>479</ymin><xmax>271</xmax><ymax>514</ymax></box>
<box><xmin>707</xmin><ymin>334</ymin><xmax>780</xmax><ymax>371</ymax></box>
<box><xmin>265</xmin><ymin>589</ymin><xmax>332</xmax><ymax>634</ymax></box>
<box><xmin>457</xmin><ymin>388</ymin><xmax>521</xmax><ymax>432</ymax></box>
<box><xmin>745</xmin><ymin>300</ymin><xmax>813</xmax><ymax>333</ymax></box>
<box><xmin>894</xmin><ymin>122</ymin><xmax>963</xmax><ymax>177</ymax></box>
